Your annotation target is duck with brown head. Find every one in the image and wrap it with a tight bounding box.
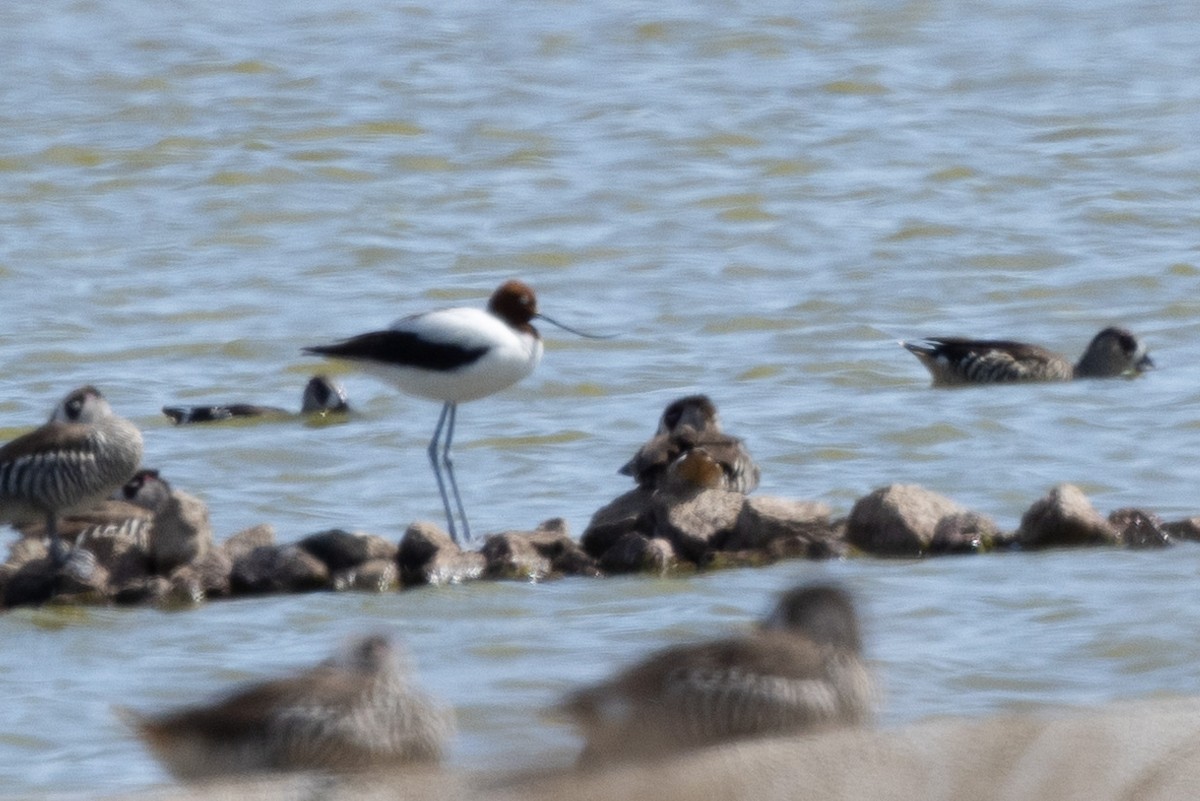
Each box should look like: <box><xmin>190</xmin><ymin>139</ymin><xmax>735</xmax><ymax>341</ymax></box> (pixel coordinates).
<box><xmin>621</xmin><ymin>394</ymin><xmax>760</xmax><ymax>494</ymax></box>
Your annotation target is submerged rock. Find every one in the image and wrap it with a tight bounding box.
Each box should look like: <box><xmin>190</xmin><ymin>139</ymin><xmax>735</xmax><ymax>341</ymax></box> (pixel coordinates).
<box><xmin>1163</xmin><ymin>517</ymin><xmax>1200</xmax><ymax>543</ymax></box>
<box><xmin>1108</xmin><ymin>508</ymin><xmax>1171</xmax><ymax>549</ymax></box>
<box><xmin>847</xmin><ymin>484</ymin><xmax>993</xmax><ymax>557</ymax></box>
<box><xmin>481</xmin><ymin>519</ymin><xmax>599</xmax><ymax>580</ymax></box>
<box><xmin>332</xmin><ymin>558</ymin><xmax>399</xmax><ymax>592</ymax></box>
<box><xmin>299</xmin><ymin>529</ymin><xmax>397</xmax><ymax>573</ymax></box>
<box><xmin>727</xmin><ymin>496</ymin><xmax>843</xmax><ymax>558</ymax></box>
<box><xmin>650</xmin><ymin>484</ymin><xmax>744</xmax><ymax>564</ymax></box>
<box><xmin>398</xmin><ymin>522</ymin><xmax>486</xmax><ymax>587</ymax></box>
<box><xmin>598</xmin><ymin>532</ymin><xmax>679</xmax><ymax>575</ymax></box>
<box><xmin>230</xmin><ymin>544</ymin><xmax>330</xmax><ymax>595</ymax></box>
<box><xmin>581</xmin><ymin>488</ymin><xmax>652</xmax><ymax>559</ymax></box>
<box><xmin>222</xmin><ymin>524</ymin><xmax>277</xmax><ymax>563</ymax></box>
<box><xmin>929</xmin><ymin>511</ymin><xmax>1008</xmax><ymax>555</ymax></box>
<box><xmin>1017</xmin><ymin>484</ymin><xmax>1120</xmax><ymax>549</ymax></box>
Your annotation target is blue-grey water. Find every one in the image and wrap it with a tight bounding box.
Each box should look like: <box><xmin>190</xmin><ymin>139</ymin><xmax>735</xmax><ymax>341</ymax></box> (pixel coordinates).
<box><xmin>2</xmin><ymin>0</ymin><xmax>1200</xmax><ymax>796</ymax></box>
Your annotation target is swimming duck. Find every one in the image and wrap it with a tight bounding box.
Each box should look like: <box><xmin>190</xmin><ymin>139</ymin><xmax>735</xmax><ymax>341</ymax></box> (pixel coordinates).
<box><xmin>162</xmin><ymin>375</ymin><xmax>348</xmax><ymax>424</ymax></box>
<box><xmin>902</xmin><ymin>326</ymin><xmax>1153</xmax><ymax>385</ymax></box>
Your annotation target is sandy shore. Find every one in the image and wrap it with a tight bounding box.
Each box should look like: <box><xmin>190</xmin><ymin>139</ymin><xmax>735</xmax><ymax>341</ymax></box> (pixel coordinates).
<box><xmin>108</xmin><ymin>693</ymin><xmax>1200</xmax><ymax>801</ymax></box>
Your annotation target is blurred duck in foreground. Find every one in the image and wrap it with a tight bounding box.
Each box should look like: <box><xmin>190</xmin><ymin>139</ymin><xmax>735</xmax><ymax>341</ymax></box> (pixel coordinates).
<box><xmin>901</xmin><ymin>326</ymin><xmax>1153</xmax><ymax>385</ymax></box>
<box><xmin>559</xmin><ymin>583</ymin><xmax>875</xmax><ymax>767</ymax></box>
<box><xmin>162</xmin><ymin>375</ymin><xmax>348</xmax><ymax>424</ymax></box>
<box><xmin>620</xmin><ymin>394</ymin><xmax>760</xmax><ymax>494</ymax></box>
<box><xmin>118</xmin><ymin>635</ymin><xmax>454</xmax><ymax>780</ymax></box>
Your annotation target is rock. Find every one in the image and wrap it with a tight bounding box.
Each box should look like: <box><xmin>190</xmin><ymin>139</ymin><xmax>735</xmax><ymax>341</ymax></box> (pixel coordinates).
<box><xmin>847</xmin><ymin>484</ymin><xmax>983</xmax><ymax>557</ymax></box>
<box><xmin>299</xmin><ymin>529</ymin><xmax>397</xmax><ymax>572</ymax></box>
<box><xmin>764</xmin><ymin>518</ymin><xmax>851</xmax><ymax>561</ymax></box>
<box><xmin>726</xmin><ymin>496</ymin><xmax>840</xmax><ymax>557</ymax></box>
<box><xmin>2</xmin><ymin>555</ymin><xmax>58</xmax><ymax>608</ymax></box>
<box><xmin>333</xmin><ymin>558</ymin><xmax>400</xmax><ymax>592</ymax></box>
<box><xmin>53</xmin><ymin>549</ymin><xmax>110</xmax><ymax>601</ymax></box>
<box><xmin>150</xmin><ymin>490</ymin><xmax>213</xmax><ymax>574</ymax></box>
<box><xmin>76</xmin><ymin>521</ymin><xmax>152</xmax><ymax>587</ymax></box>
<box><xmin>230</xmin><ymin>545</ymin><xmax>330</xmax><ymax>595</ymax></box>
<box><xmin>397</xmin><ymin>522</ymin><xmax>485</xmax><ymax>587</ymax></box>
<box><xmin>650</xmin><ymin>488</ymin><xmax>744</xmax><ymax>564</ymax></box>
<box><xmin>168</xmin><ymin>548</ymin><xmax>234</xmax><ymax>602</ymax></box>
<box><xmin>1108</xmin><ymin>508</ymin><xmax>1171</xmax><ymax>549</ymax></box>
<box><xmin>581</xmin><ymin>488</ymin><xmax>653</xmax><ymax>559</ymax></box>
<box><xmin>113</xmin><ymin>575</ymin><xmax>173</xmax><ymax>606</ymax></box>
<box><xmin>1017</xmin><ymin>484</ymin><xmax>1120</xmax><ymax>549</ymax></box>
<box><xmin>481</xmin><ymin>519</ymin><xmax>599</xmax><ymax>580</ymax></box>
<box><xmin>598</xmin><ymin>533</ymin><xmax>678</xmax><ymax>575</ymax></box>
<box><xmin>1163</xmin><ymin>517</ymin><xmax>1200</xmax><ymax>543</ymax></box>
<box><xmin>164</xmin><ymin>567</ymin><xmax>207</xmax><ymax>605</ymax></box>
<box><xmin>222</xmin><ymin>524</ymin><xmax>276</xmax><ymax>563</ymax></box>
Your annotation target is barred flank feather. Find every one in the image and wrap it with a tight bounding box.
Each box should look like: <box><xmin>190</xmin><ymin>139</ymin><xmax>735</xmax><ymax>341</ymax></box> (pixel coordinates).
<box><xmin>121</xmin><ymin>636</ymin><xmax>453</xmax><ymax>780</ymax></box>
<box><xmin>560</xmin><ymin>583</ymin><xmax>875</xmax><ymax>766</ymax></box>
<box><xmin>902</xmin><ymin>327</ymin><xmax>1152</xmax><ymax>386</ymax></box>
<box><xmin>0</xmin><ymin>388</ymin><xmax>143</xmax><ymax>557</ymax></box>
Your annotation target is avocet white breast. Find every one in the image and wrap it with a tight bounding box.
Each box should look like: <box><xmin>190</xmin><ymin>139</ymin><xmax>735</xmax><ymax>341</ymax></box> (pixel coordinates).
<box><xmin>304</xmin><ymin>279</ymin><xmax>608</xmax><ymax>544</ymax></box>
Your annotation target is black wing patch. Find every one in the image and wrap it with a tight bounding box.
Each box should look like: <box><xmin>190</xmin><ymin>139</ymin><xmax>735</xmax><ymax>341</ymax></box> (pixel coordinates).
<box><xmin>305</xmin><ymin>330</ymin><xmax>488</xmax><ymax>372</ymax></box>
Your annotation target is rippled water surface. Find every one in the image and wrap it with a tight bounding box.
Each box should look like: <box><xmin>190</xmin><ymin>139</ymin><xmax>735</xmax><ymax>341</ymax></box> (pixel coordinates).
<box><xmin>2</xmin><ymin>0</ymin><xmax>1199</xmax><ymax>796</ymax></box>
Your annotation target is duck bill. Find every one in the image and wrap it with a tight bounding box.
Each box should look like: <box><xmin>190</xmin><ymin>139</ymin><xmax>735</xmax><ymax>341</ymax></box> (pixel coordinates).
<box><xmin>1135</xmin><ymin>352</ymin><xmax>1155</xmax><ymax>372</ymax></box>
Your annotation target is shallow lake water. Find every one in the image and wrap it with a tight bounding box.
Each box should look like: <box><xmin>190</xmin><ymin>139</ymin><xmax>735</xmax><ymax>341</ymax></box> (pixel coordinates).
<box><xmin>1</xmin><ymin>0</ymin><xmax>1199</xmax><ymax>796</ymax></box>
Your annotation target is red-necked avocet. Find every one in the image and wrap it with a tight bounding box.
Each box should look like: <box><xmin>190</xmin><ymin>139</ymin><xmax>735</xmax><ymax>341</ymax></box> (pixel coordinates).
<box><xmin>304</xmin><ymin>279</ymin><xmax>609</xmax><ymax>544</ymax></box>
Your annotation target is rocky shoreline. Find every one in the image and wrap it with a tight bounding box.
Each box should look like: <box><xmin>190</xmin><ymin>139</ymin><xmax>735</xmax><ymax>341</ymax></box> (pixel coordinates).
<box><xmin>2</xmin><ymin>473</ymin><xmax>1197</xmax><ymax>610</ymax></box>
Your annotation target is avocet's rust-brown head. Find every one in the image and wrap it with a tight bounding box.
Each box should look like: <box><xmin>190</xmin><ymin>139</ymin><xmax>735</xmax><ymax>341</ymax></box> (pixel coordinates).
<box><xmin>488</xmin><ymin>280</ymin><xmax>539</xmax><ymax>333</ymax></box>
<box><xmin>489</xmin><ymin>279</ymin><xmax>616</xmax><ymax>342</ymax></box>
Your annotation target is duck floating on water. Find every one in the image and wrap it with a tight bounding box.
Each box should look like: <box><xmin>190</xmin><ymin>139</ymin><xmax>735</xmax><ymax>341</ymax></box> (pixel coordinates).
<box><xmin>901</xmin><ymin>326</ymin><xmax>1153</xmax><ymax>385</ymax></box>
<box><xmin>162</xmin><ymin>375</ymin><xmax>349</xmax><ymax>424</ymax></box>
